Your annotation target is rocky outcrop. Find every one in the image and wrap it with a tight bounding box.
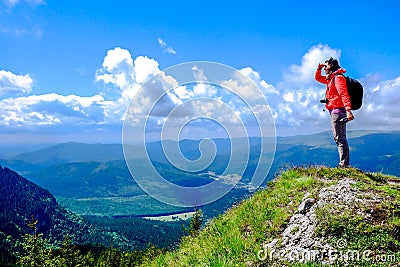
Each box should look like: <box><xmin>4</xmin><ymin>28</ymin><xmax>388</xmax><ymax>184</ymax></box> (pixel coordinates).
<box><xmin>261</xmin><ymin>178</ymin><xmax>382</xmax><ymax>265</ymax></box>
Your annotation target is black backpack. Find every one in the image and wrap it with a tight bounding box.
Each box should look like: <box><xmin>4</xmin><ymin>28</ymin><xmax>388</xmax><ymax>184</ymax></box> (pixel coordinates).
<box><xmin>335</xmin><ymin>74</ymin><xmax>363</xmax><ymax>110</ymax></box>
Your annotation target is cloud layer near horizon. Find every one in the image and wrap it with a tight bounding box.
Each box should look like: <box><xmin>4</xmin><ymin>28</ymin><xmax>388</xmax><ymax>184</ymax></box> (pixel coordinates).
<box><xmin>1</xmin><ymin>44</ymin><xmax>400</xmax><ymax>142</ymax></box>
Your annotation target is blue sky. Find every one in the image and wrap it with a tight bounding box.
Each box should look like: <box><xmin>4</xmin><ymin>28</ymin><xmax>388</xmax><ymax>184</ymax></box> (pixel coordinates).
<box><xmin>1</xmin><ymin>0</ymin><xmax>400</xmax><ymax>145</ymax></box>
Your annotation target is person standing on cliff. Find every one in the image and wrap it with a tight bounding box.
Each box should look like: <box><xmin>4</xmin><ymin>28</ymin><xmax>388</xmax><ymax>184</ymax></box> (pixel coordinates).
<box><xmin>315</xmin><ymin>57</ymin><xmax>354</xmax><ymax>167</ymax></box>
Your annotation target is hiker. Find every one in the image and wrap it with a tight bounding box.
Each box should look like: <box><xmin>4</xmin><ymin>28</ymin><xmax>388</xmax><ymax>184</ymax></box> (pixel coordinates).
<box><xmin>315</xmin><ymin>57</ymin><xmax>354</xmax><ymax>167</ymax></box>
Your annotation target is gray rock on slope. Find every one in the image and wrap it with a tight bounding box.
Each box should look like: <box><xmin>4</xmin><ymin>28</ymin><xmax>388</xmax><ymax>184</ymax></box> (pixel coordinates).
<box><xmin>262</xmin><ymin>178</ymin><xmax>372</xmax><ymax>264</ymax></box>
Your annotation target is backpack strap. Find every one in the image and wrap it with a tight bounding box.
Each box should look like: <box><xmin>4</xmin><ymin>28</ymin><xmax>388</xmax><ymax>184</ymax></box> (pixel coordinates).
<box><xmin>332</xmin><ymin>73</ymin><xmax>346</xmax><ymax>89</ymax></box>
<box><xmin>333</xmin><ymin>72</ymin><xmax>346</xmax><ymax>80</ymax></box>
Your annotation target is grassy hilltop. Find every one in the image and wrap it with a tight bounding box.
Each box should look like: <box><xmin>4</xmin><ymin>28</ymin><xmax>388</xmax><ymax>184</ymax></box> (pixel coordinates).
<box><xmin>3</xmin><ymin>166</ymin><xmax>399</xmax><ymax>266</ymax></box>
<box><xmin>145</xmin><ymin>166</ymin><xmax>400</xmax><ymax>267</ymax></box>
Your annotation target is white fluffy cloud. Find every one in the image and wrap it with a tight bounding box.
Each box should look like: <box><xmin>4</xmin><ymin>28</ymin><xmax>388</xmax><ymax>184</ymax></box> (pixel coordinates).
<box><xmin>1</xmin><ymin>47</ymin><xmax>276</xmax><ymax>139</ymax></box>
<box><xmin>268</xmin><ymin>44</ymin><xmax>342</xmax><ymax>133</ymax></box>
<box><xmin>0</xmin><ymin>70</ymin><xmax>33</xmax><ymax>95</ymax></box>
<box><xmin>2</xmin><ymin>44</ymin><xmax>400</xmax><ymax>140</ymax></box>
<box><xmin>0</xmin><ymin>68</ymin><xmax>110</xmax><ymax>133</ymax></box>
<box><xmin>96</xmin><ymin>49</ymin><xmax>255</xmax><ymax>130</ymax></box>
<box><xmin>0</xmin><ymin>93</ymin><xmax>105</xmax><ymax>128</ymax></box>
<box><xmin>134</xmin><ymin>56</ymin><xmax>160</xmax><ymax>84</ymax></box>
<box><xmin>284</xmin><ymin>44</ymin><xmax>340</xmax><ymax>87</ymax></box>
<box><xmin>352</xmin><ymin>75</ymin><xmax>400</xmax><ymax>130</ymax></box>
<box><xmin>240</xmin><ymin>67</ymin><xmax>278</xmax><ymax>96</ymax></box>
<box><xmin>101</xmin><ymin>47</ymin><xmax>133</xmax><ymax>72</ymax></box>
<box><xmin>96</xmin><ymin>47</ymin><xmax>160</xmax><ymax>93</ymax></box>
<box><xmin>96</xmin><ymin>47</ymin><xmax>134</xmax><ymax>91</ymax></box>
<box><xmin>95</xmin><ymin>47</ymin><xmax>164</xmax><ymax>123</ymax></box>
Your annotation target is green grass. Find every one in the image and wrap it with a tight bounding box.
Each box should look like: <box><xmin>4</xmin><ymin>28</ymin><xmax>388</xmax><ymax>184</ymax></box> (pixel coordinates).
<box><xmin>313</xmin><ymin>169</ymin><xmax>400</xmax><ymax>266</ymax></box>
<box><xmin>141</xmin><ymin>166</ymin><xmax>400</xmax><ymax>267</ymax></box>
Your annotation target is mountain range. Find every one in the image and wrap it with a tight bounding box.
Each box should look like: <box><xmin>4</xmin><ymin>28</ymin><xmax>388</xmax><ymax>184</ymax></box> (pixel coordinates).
<box><xmin>1</xmin><ymin>130</ymin><xmax>400</xmax><ymax>265</ymax></box>
<box><xmin>1</xmin><ymin>130</ymin><xmax>400</xmax><ymax>218</ymax></box>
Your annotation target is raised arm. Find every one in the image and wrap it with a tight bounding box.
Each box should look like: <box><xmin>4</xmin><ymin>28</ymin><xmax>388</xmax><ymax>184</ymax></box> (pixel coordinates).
<box><xmin>314</xmin><ymin>66</ymin><xmax>328</xmax><ymax>84</ymax></box>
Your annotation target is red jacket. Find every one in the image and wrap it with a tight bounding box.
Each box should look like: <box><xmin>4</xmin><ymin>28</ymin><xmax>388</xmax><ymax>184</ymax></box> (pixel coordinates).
<box><xmin>315</xmin><ymin>68</ymin><xmax>352</xmax><ymax>111</ymax></box>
